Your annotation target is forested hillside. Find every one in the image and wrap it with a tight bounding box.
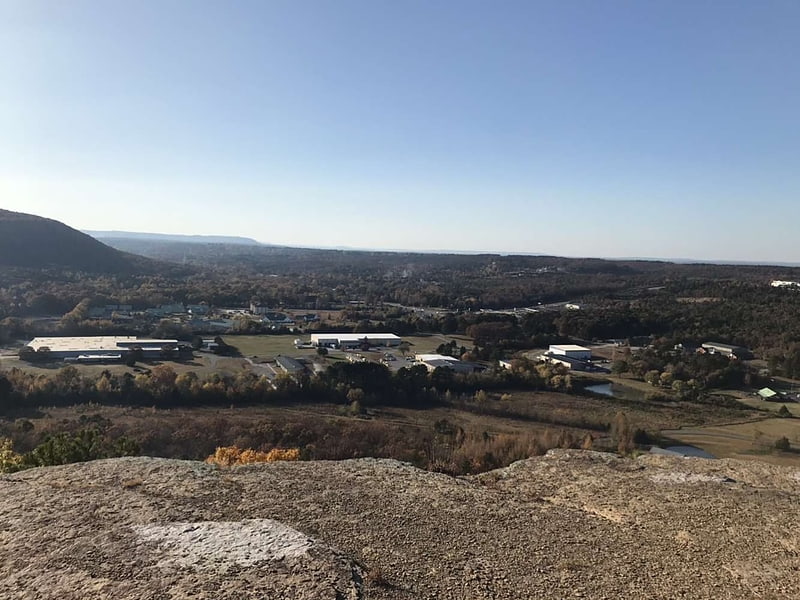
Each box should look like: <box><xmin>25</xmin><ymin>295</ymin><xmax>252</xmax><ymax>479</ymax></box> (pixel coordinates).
<box><xmin>0</xmin><ymin>210</ymin><xmax>161</xmax><ymax>274</ymax></box>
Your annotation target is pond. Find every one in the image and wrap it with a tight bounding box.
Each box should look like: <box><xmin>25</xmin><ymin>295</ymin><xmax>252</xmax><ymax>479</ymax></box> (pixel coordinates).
<box><xmin>583</xmin><ymin>381</ymin><xmax>646</xmax><ymax>401</ymax></box>
<box><xmin>584</xmin><ymin>382</ymin><xmax>616</xmax><ymax>397</ymax></box>
<box><xmin>652</xmin><ymin>445</ymin><xmax>716</xmax><ymax>459</ymax></box>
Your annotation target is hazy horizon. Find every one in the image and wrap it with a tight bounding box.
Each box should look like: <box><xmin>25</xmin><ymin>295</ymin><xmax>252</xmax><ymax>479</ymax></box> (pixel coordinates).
<box><xmin>2</xmin><ymin>1</ymin><xmax>799</xmax><ymax>262</ymax></box>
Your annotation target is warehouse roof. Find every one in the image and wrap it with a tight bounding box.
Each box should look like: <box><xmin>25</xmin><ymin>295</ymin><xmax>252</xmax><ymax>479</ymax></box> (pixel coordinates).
<box><xmin>549</xmin><ymin>344</ymin><xmax>591</xmax><ymax>352</ymax></box>
<box><xmin>415</xmin><ymin>354</ymin><xmax>460</xmax><ymax>363</ymax></box>
<box><xmin>310</xmin><ymin>333</ymin><xmax>401</xmax><ymax>342</ymax></box>
<box><xmin>276</xmin><ymin>356</ymin><xmax>305</xmax><ymax>373</ymax></box>
<box><xmin>26</xmin><ymin>336</ymin><xmax>178</xmax><ymax>352</ymax></box>
<box><xmin>702</xmin><ymin>342</ymin><xmax>746</xmax><ymax>351</ymax></box>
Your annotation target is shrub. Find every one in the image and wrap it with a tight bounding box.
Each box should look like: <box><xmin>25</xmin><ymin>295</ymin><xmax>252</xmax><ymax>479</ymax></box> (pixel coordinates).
<box><xmin>205</xmin><ymin>445</ymin><xmax>301</xmax><ymax>466</ymax></box>
<box><xmin>0</xmin><ymin>438</ymin><xmax>23</xmax><ymax>473</ymax></box>
<box><xmin>774</xmin><ymin>436</ymin><xmax>791</xmax><ymax>451</ymax></box>
<box><xmin>23</xmin><ymin>429</ymin><xmax>139</xmax><ymax>468</ymax></box>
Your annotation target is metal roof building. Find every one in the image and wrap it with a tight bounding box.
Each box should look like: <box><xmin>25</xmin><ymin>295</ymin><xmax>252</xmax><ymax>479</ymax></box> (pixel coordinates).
<box><xmin>701</xmin><ymin>342</ymin><xmax>752</xmax><ymax>359</ymax></box>
<box><xmin>414</xmin><ymin>354</ymin><xmax>483</xmax><ymax>374</ymax></box>
<box><xmin>309</xmin><ymin>333</ymin><xmax>402</xmax><ymax>348</ymax></box>
<box><xmin>275</xmin><ymin>355</ymin><xmax>306</xmax><ymax>374</ymax></box>
<box><xmin>548</xmin><ymin>345</ymin><xmax>592</xmax><ymax>360</ymax></box>
<box><xmin>25</xmin><ymin>336</ymin><xmax>179</xmax><ymax>360</ymax></box>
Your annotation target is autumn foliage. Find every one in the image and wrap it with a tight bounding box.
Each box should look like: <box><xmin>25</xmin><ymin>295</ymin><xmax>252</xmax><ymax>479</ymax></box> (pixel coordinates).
<box><xmin>205</xmin><ymin>445</ymin><xmax>301</xmax><ymax>467</ymax></box>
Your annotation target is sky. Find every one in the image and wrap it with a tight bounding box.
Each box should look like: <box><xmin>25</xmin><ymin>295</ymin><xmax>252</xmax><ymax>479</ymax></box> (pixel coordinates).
<box><xmin>1</xmin><ymin>0</ymin><xmax>799</xmax><ymax>261</ymax></box>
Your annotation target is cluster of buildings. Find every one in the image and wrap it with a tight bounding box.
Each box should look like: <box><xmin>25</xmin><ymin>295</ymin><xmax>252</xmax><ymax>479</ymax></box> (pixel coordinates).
<box><xmin>81</xmin><ymin>301</ymin><xmax>324</xmax><ymax>334</ymax></box>
<box><xmin>87</xmin><ymin>303</ymin><xmax>210</xmax><ymax>321</ymax></box>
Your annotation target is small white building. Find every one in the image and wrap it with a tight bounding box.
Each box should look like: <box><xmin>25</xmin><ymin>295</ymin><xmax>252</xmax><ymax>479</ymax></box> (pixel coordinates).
<box><xmin>771</xmin><ymin>280</ymin><xmax>800</xmax><ymax>288</ymax></box>
<box><xmin>547</xmin><ymin>344</ymin><xmax>592</xmax><ymax>361</ymax></box>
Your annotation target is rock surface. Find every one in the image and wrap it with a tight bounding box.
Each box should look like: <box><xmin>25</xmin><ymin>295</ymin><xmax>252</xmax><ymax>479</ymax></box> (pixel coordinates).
<box><xmin>1</xmin><ymin>450</ymin><xmax>799</xmax><ymax>599</ymax></box>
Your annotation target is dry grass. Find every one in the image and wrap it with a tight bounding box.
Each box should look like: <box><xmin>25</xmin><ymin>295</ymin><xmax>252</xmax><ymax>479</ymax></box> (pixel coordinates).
<box><xmin>663</xmin><ymin>417</ymin><xmax>800</xmax><ymax>466</ymax></box>
<box><xmin>735</xmin><ymin>396</ymin><xmax>800</xmax><ymax>417</ymax></box>
<box><xmin>222</xmin><ymin>335</ymin><xmax>317</xmax><ymax>358</ymax></box>
<box><xmin>221</xmin><ymin>334</ymin><xmax>473</xmax><ymax>359</ymax></box>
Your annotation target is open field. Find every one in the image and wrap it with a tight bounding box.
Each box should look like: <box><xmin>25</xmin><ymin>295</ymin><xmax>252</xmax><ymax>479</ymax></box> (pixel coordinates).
<box><xmin>730</xmin><ymin>394</ymin><xmax>800</xmax><ymax>417</ymax></box>
<box><xmin>222</xmin><ymin>334</ymin><xmax>472</xmax><ymax>360</ymax></box>
<box><xmin>663</xmin><ymin>417</ymin><xmax>800</xmax><ymax>466</ymax></box>
<box><xmin>222</xmin><ymin>335</ymin><xmax>317</xmax><ymax>359</ymax></box>
<box><xmin>0</xmin><ymin>354</ymin><xmax>259</xmax><ymax>379</ymax></box>
<box><xmin>1</xmin><ymin>384</ymin><xmax>771</xmax><ymax>458</ymax></box>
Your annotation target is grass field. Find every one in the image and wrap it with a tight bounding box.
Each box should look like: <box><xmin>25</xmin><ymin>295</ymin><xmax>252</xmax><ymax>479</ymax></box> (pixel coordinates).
<box><xmin>222</xmin><ymin>335</ymin><xmax>316</xmax><ymax>359</ymax></box>
<box><xmin>0</xmin><ymin>354</ymin><xmax>256</xmax><ymax>379</ymax></box>
<box><xmin>734</xmin><ymin>395</ymin><xmax>800</xmax><ymax>417</ymax></box>
<box><xmin>222</xmin><ymin>334</ymin><xmax>474</xmax><ymax>359</ymax></box>
<box><xmin>662</xmin><ymin>417</ymin><xmax>800</xmax><ymax>466</ymax></box>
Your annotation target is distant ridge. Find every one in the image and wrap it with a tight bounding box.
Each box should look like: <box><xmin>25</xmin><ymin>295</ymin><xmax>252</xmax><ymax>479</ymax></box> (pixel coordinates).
<box><xmin>86</xmin><ymin>231</ymin><xmax>263</xmax><ymax>246</ymax></box>
<box><xmin>0</xmin><ymin>210</ymin><xmax>162</xmax><ymax>273</ymax></box>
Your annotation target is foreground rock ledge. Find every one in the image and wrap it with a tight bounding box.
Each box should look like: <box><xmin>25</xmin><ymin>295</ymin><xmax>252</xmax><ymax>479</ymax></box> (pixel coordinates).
<box><xmin>1</xmin><ymin>450</ymin><xmax>799</xmax><ymax>599</ymax></box>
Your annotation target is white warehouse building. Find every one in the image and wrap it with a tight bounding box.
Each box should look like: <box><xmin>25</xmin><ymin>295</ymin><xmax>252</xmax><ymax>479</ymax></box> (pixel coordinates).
<box><xmin>547</xmin><ymin>344</ymin><xmax>592</xmax><ymax>361</ymax></box>
<box><xmin>24</xmin><ymin>336</ymin><xmax>179</xmax><ymax>361</ymax></box>
<box><xmin>309</xmin><ymin>333</ymin><xmax>402</xmax><ymax>349</ymax></box>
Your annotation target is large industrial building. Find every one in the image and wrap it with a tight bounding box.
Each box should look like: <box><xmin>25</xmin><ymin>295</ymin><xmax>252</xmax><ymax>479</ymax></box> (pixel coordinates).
<box><xmin>547</xmin><ymin>345</ymin><xmax>592</xmax><ymax>360</ymax></box>
<box><xmin>542</xmin><ymin>344</ymin><xmax>593</xmax><ymax>371</ymax></box>
<box><xmin>309</xmin><ymin>333</ymin><xmax>402</xmax><ymax>349</ymax></box>
<box><xmin>701</xmin><ymin>342</ymin><xmax>752</xmax><ymax>359</ymax></box>
<box><xmin>24</xmin><ymin>336</ymin><xmax>180</xmax><ymax>362</ymax></box>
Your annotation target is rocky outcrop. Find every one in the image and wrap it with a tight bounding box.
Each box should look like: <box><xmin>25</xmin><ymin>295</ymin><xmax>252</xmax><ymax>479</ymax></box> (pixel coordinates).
<box><xmin>1</xmin><ymin>451</ymin><xmax>799</xmax><ymax>599</ymax></box>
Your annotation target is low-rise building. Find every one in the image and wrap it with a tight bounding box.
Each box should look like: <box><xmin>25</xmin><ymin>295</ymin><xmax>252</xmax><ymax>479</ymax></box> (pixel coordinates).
<box><xmin>145</xmin><ymin>304</ymin><xmax>186</xmax><ymax>317</ymax></box>
<box><xmin>262</xmin><ymin>312</ymin><xmax>294</xmax><ymax>325</ymax></box>
<box><xmin>757</xmin><ymin>387</ymin><xmax>780</xmax><ymax>400</ymax></box>
<box><xmin>275</xmin><ymin>355</ymin><xmax>305</xmax><ymax>375</ymax></box>
<box><xmin>543</xmin><ymin>354</ymin><xmax>591</xmax><ymax>371</ymax></box>
<box><xmin>701</xmin><ymin>342</ymin><xmax>752</xmax><ymax>359</ymax></box>
<box><xmin>415</xmin><ymin>354</ymin><xmax>483</xmax><ymax>374</ymax></box>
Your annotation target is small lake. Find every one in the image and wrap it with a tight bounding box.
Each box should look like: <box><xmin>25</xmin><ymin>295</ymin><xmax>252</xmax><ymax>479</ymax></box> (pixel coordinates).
<box><xmin>583</xmin><ymin>381</ymin><xmax>645</xmax><ymax>401</ymax></box>
<box><xmin>651</xmin><ymin>445</ymin><xmax>717</xmax><ymax>459</ymax></box>
<box><xmin>584</xmin><ymin>382</ymin><xmax>616</xmax><ymax>397</ymax></box>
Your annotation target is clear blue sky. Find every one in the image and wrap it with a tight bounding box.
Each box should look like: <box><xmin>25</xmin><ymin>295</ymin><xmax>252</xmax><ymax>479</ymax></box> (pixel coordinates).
<box><xmin>2</xmin><ymin>1</ymin><xmax>799</xmax><ymax>261</ymax></box>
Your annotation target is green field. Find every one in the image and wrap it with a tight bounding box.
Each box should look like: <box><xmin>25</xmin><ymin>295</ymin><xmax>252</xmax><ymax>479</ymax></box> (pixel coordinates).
<box><xmin>662</xmin><ymin>417</ymin><xmax>800</xmax><ymax>466</ymax></box>
<box><xmin>222</xmin><ymin>334</ymin><xmax>474</xmax><ymax>359</ymax></box>
<box><xmin>735</xmin><ymin>395</ymin><xmax>800</xmax><ymax>417</ymax></box>
<box><xmin>222</xmin><ymin>335</ymin><xmax>316</xmax><ymax>359</ymax></box>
